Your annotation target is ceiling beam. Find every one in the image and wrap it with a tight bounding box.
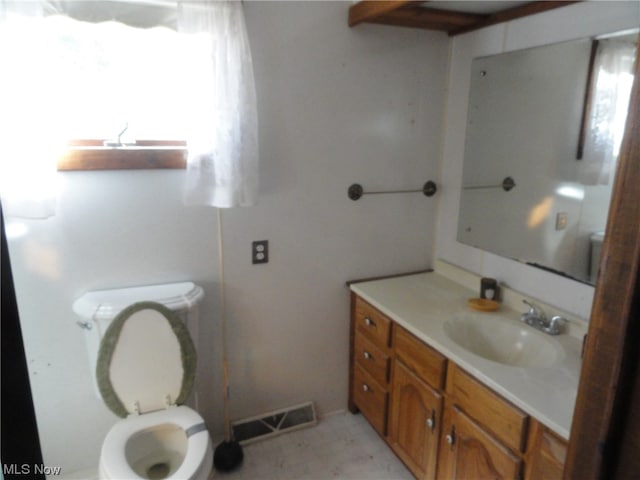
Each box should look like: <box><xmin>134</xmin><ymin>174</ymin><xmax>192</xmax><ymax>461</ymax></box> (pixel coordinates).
<box><xmin>349</xmin><ymin>1</ymin><xmax>581</xmax><ymax>35</ymax></box>
<box><xmin>449</xmin><ymin>1</ymin><xmax>581</xmax><ymax>36</ymax></box>
<box><xmin>348</xmin><ymin>1</ymin><xmax>422</xmax><ymax>27</ymax></box>
<box><xmin>367</xmin><ymin>5</ymin><xmax>486</xmax><ymax>32</ymax></box>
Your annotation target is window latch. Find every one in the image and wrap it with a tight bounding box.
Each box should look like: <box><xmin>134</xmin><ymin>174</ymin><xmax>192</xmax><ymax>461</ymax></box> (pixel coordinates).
<box><xmin>104</xmin><ymin>122</ymin><xmax>134</xmax><ymax>147</ymax></box>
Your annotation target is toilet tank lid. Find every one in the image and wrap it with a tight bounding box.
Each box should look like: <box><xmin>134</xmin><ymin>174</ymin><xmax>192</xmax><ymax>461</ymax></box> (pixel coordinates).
<box><xmin>72</xmin><ymin>282</ymin><xmax>204</xmax><ymax>320</ymax></box>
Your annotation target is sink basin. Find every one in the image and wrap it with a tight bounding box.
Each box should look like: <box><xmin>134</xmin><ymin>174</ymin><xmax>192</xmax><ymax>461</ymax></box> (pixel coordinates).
<box><xmin>443</xmin><ymin>314</ymin><xmax>560</xmax><ymax>368</ymax></box>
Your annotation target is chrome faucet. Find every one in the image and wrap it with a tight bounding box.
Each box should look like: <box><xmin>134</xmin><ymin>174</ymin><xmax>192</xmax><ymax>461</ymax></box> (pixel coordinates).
<box><xmin>520</xmin><ymin>299</ymin><xmax>566</xmax><ymax>335</ymax></box>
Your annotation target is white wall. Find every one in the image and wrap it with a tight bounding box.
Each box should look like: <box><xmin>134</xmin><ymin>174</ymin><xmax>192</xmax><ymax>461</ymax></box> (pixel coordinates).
<box><xmin>227</xmin><ymin>0</ymin><xmax>447</xmax><ymax>423</ymax></box>
<box><xmin>5</xmin><ymin>2</ymin><xmax>448</xmax><ymax>474</ymax></box>
<box><xmin>435</xmin><ymin>1</ymin><xmax>640</xmax><ymax>320</ymax></box>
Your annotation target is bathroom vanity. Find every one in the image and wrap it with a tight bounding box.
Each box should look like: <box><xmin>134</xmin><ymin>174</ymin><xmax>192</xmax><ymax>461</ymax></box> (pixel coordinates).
<box><xmin>348</xmin><ymin>261</ymin><xmax>584</xmax><ymax>480</ymax></box>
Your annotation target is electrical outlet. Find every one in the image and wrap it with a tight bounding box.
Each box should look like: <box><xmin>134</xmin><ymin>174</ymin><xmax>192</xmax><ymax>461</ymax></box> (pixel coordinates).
<box><xmin>556</xmin><ymin>212</ymin><xmax>568</xmax><ymax>230</ymax></box>
<box><xmin>252</xmin><ymin>240</ymin><xmax>269</xmax><ymax>264</ymax></box>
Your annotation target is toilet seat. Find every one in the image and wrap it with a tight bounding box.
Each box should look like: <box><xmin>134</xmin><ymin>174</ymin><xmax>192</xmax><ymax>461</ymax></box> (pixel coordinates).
<box><xmin>96</xmin><ymin>301</ymin><xmax>197</xmax><ymax>417</ymax></box>
<box><xmin>100</xmin><ymin>406</ymin><xmax>212</xmax><ymax>480</ymax></box>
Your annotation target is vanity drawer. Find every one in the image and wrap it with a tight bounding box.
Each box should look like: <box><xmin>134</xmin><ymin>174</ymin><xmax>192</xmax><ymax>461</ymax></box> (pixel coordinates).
<box><xmin>355</xmin><ymin>331</ymin><xmax>390</xmax><ymax>386</ymax></box>
<box><xmin>446</xmin><ymin>363</ymin><xmax>528</xmax><ymax>453</ymax></box>
<box><xmin>393</xmin><ymin>325</ymin><xmax>447</xmax><ymax>390</ymax></box>
<box><xmin>353</xmin><ymin>363</ymin><xmax>388</xmax><ymax>436</ymax></box>
<box><xmin>354</xmin><ymin>297</ymin><xmax>391</xmax><ymax>348</ymax></box>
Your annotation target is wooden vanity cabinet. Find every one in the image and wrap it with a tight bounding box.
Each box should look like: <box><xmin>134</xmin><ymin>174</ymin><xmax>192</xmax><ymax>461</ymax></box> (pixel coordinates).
<box><xmin>348</xmin><ymin>293</ymin><xmax>568</xmax><ymax>480</ymax></box>
<box><xmin>389</xmin><ymin>327</ymin><xmax>446</xmax><ymax>480</ymax></box>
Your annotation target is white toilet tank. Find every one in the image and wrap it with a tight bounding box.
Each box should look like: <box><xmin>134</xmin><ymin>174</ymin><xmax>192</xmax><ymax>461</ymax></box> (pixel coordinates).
<box><xmin>73</xmin><ymin>282</ymin><xmax>204</xmax><ymax>396</ymax></box>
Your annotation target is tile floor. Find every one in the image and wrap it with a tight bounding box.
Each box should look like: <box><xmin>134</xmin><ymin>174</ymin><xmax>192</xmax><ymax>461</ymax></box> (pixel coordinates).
<box><xmin>216</xmin><ymin>411</ymin><xmax>412</xmax><ymax>480</ymax></box>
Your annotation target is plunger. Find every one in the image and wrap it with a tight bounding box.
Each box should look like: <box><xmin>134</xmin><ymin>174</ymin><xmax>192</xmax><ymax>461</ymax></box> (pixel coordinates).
<box><xmin>213</xmin><ymin>208</ymin><xmax>244</xmax><ymax>472</ymax></box>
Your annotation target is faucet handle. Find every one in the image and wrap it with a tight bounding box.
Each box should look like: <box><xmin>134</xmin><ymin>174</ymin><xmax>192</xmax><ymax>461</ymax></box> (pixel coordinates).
<box><xmin>545</xmin><ymin>315</ymin><xmax>566</xmax><ymax>335</ymax></box>
<box><xmin>522</xmin><ymin>299</ymin><xmax>545</xmax><ymax>319</ymax></box>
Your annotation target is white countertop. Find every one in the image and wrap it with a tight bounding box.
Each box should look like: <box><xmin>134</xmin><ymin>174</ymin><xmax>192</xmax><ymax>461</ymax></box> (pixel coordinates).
<box><xmin>350</xmin><ymin>271</ymin><xmax>582</xmax><ymax>440</ymax></box>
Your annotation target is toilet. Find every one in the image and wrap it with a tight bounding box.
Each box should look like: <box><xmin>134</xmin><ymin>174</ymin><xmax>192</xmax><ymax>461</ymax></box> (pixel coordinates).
<box><xmin>73</xmin><ymin>283</ymin><xmax>213</xmax><ymax>480</ymax></box>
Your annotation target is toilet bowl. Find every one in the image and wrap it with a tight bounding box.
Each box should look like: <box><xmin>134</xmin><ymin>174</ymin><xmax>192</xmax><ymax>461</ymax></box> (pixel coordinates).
<box><xmin>100</xmin><ymin>406</ymin><xmax>213</xmax><ymax>480</ymax></box>
<box><xmin>73</xmin><ymin>285</ymin><xmax>212</xmax><ymax>480</ymax></box>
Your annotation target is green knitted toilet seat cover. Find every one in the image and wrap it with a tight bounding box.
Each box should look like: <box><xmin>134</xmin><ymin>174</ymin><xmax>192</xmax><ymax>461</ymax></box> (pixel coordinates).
<box><xmin>96</xmin><ymin>301</ymin><xmax>197</xmax><ymax>418</ymax></box>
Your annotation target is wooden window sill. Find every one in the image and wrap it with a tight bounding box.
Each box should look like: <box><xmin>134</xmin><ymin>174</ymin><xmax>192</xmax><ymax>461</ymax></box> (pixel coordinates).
<box><xmin>56</xmin><ymin>140</ymin><xmax>187</xmax><ymax>171</ymax></box>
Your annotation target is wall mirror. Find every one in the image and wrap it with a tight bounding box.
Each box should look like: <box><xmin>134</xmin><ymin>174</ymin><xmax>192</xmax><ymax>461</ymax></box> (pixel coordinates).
<box><xmin>457</xmin><ymin>29</ymin><xmax>638</xmax><ymax>285</ymax></box>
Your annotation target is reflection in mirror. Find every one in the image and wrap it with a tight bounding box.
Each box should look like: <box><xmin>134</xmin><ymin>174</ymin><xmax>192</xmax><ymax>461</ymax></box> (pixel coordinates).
<box><xmin>457</xmin><ymin>30</ymin><xmax>638</xmax><ymax>285</ymax></box>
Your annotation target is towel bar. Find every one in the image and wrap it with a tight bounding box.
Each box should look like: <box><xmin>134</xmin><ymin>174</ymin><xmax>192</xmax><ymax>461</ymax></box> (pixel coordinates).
<box><xmin>348</xmin><ymin>181</ymin><xmax>437</xmax><ymax>201</ymax></box>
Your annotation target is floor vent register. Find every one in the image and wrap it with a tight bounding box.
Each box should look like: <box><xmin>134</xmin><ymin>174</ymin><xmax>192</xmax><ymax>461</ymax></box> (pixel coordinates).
<box><xmin>231</xmin><ymin>401</ymin><xmax>317</xmax><ymax>445</ymax></box>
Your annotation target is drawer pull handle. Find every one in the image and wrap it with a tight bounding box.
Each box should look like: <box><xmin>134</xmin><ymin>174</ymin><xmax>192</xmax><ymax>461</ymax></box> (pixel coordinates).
<box><xmin>362</xmin><ymin>383</ymin><xmax>370</xmax><ymax>392</ymax></box>
<box><xmin>364</xmin><ymin>317</ymin><xmax>376</xmax><ymax>327</ymax></box>
<box><xmin>446</xmin><ymin>430</ymin><xmax>455</xmax><ymax>445</ymax></box>
<box><xmin>363</xmin><ymin>351</ymin><xmax>373</xmax><ymax>360</ymax></box>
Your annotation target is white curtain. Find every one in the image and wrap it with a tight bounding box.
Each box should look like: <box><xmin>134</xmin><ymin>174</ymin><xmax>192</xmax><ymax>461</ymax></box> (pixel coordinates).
<box><xmin>178</xmin><ymin>0</ymin><xmax>259</xmax><ymax>208</ymax></box>
<box><xmin>580</xmin><ymin>36</ymin><xmax>636</xmax><ymax>185</ymax></box>
<box><xmin>0</xmin><ymin>1</ymin><xmax>58</xmax><ymax>219</ymax></box>
<box><xmin>0</xmin><ymin>0</ymin><xmax>259</xmax><ymax>218</ymax></box>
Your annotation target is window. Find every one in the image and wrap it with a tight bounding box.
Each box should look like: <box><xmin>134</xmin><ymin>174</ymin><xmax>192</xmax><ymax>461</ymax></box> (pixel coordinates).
<box><xmin>0</xmin><ymin>8</ymin><xmax>214</xmax><ymax>170</ymax></box>
<box><xmin>578</xmin><ymin>32</ymin><xmax>636</xmax><ymax>185</ymax></box>
<box><xmin>1</xmin><ymin>0</ymin><xmax>259</xmax><ymax>215</ymax></box>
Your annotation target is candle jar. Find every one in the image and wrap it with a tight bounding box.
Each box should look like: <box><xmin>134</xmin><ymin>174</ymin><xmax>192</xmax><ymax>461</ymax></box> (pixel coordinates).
<box><xmin>480</xmin><ymin>277</ymin><xmax>498</xmax><ymax>300</ymax></box>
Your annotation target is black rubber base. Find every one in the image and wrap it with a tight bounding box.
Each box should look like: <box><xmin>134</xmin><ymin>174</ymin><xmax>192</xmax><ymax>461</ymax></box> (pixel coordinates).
<box><xmin>213</xmin><ymin>440</ymin><xmax>244</xmax><ymax>472</ymax></box>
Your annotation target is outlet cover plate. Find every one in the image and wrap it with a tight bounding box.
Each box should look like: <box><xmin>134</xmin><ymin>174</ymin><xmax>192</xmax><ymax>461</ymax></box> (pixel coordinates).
<box><xmin>252</xmin><ymin>240</ymin><xmax>269</xmax><ymax>264</ymax></box>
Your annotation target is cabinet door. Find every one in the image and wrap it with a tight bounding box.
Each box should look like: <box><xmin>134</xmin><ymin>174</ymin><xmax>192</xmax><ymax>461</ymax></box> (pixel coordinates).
<box><xmin>438</xmin><ymin>405</ymin><xmax>522</xmax><ymax>480</ymax></box>
<box><xmin>525</xmin><ymin>421</ymin><xmax>567</xmax><ymax>480</ymax></box>
<box><xmin>389</xmin><ymin>360</ymin><xmax>443</xmax><ymax>480</ymax></box>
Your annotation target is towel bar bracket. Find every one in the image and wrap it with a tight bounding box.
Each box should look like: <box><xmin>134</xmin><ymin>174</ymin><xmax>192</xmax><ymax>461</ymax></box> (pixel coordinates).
<box><xmin>348</xmin><ymin>183</ymin><xmax>364</xmax><ymax>201</ymax></box>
